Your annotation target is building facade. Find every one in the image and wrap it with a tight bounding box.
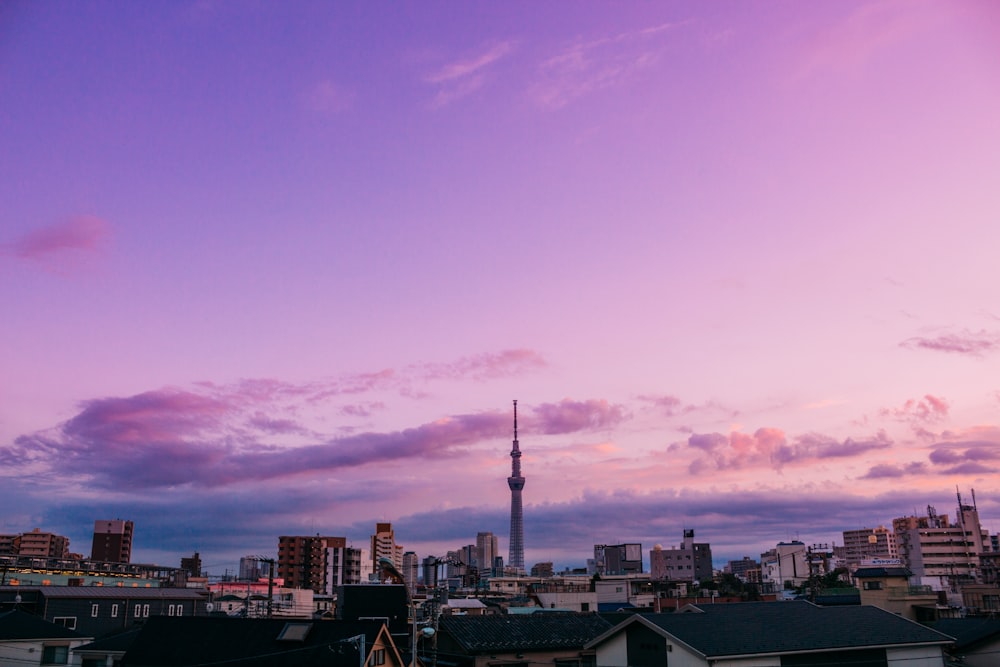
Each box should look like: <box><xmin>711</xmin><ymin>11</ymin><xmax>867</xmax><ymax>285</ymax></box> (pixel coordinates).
<box><xmin>895</xmin><ymin>496</ymin><xmax>991</xmax><ymax>584</ymax></box>
<box><xmin>277</xmin><ymin>535</ymin><xmax>348</xmax><ymax>594</ymax></box>
<box><xmin>13</xmin><ymin>529</ymin><xmax>71</xmax><ymax>559</ymax></box>
<box><xmin>371</xmin><ymin>523</ymin><xmax>403</xmax><ymax>572</ymax></box>
<box><xmin>594</xmin><ymin>544</ymin><xmax>643</xmax><ymax>576</ymax></box>
<box><xmin>91</xmin><ymin>519</ymin><xmax>134</xmax><ymax>563</ymax></box>
<box><xmin>842</xmin><ymin>526</ymin><xmax>897</xmax><ymax>567</ymax></box>
<box><xmin>649</xmin><ymin>530</ymin><xmax>713</xmax><ymax>582</ymax></box>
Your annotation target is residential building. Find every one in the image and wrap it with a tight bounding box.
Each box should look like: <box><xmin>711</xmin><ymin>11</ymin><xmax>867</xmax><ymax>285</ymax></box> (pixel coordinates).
<box><xmin>934</xmin><ymin>617</ymin><xmax>1000</xmax><ymax>667</ymax></box>
<box><xmin>371</xmin><ymin>523</ymin><xmax>403</xmax><ymax>572</ymax></box>
<box><xmin>649</xmin><ymin>530</ymin><xmax>712</xmax><ymax>582</ymax></box>
<box><xmin>0</xmin><ymin>609</ymin><xmax>92</xmax><ymax>667</ymax></box>
<box><xmin>277</xmin><ymin>535</ymin><xmax>347</xmax><ymax>594</ymax></box>
<box><xmin>180</xmin><ymin>552</ymin><xmax>201</xmax><ymax>578</ymax></box>
<box><xmin>585</xmin><ymin>601</ymin><xmax>953</xmax><ymax>667</ymax></box>
<box><xmin>11</xmin><ymin>528</ymin><xmax>71</xmax><ymax>559</ymax></box>
<box><xmin>593</xmin><ymin>544</ymin><xmax>642</xmax><ymax>575</ymax></box>
<box><xmin>0</xmin><ymin>585</ymin><xmax>209</xmax><ymax>638</ymax></box>
<box><xmin>91</xmin><ymin>519</ymin><xmax>134</xmax><ymax>563</ymax></box>
<box><xmin>895</xmin><ymin>497</ymin><xmax>991</xmax><ymax>585</ymax></box>
<box><xmin>853</xmin><ymin>566</ymin><xmax>940</xmax><ymax>622</ymax></box>
<box><xmin>842</xmin><ymin>525</ymin><xmax>897</xmax><ymax>567</ymax></box>
<box><xmin>725</xmin><ymin>556</ymin><xmax>760</xmax><ymax>583</ymax></box>
<box><xmin>760</xmin><ymin>541</ymin><xmax>810</xmax><ymax>591</ymax></box>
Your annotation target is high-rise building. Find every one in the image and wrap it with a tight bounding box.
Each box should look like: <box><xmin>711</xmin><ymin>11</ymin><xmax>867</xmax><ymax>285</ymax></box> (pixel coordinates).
<box><xmin>507</xmin><ymin>400</ymin><xmax>525</xmax><ymax>573</ymax></box>
<box><xmin>91</xmin><ymin>519</ymin><xmax>133</xmax><ymax>563</ymax></box>
<box><xmin>476</xmin><ymin>531</ymin><xmax>499</xmax><ymax>577</ymax></box>
<box><xmin>421</xmin><ymin>556</ymin><xmax>440</xmax><ymax>589</ymax></box>
<box><xmin>371</xmin><ymin>522</ymin><xmax>403</xmax><ymax>573</ymax></box>
<box><xmin>895</xmin><ymin>494</ymin><xmax>991</xmax><ymax>583</ymax></box>
<box><xmin>239</xmin><ymin>555</ymin><xmax>273</xmax><ymax>582</ymax></box>
<box><xmin>277</xmin><ymin>535</ymin><xmax>347</xmax><ymax>594</ymax></box>
<box><xmin>649</xmin><ymin>530</ymin><xmax>713</xmax><ymax>581</ymax></box>
<box><xmin>842</xmin><ymin>526</ymin><xmax>897</xmax><ymax>567</ymax></box>
<box><xmin>402</xmin><ymin>551</ymin><xmax>418</xmax><ymax>594</ymax></box>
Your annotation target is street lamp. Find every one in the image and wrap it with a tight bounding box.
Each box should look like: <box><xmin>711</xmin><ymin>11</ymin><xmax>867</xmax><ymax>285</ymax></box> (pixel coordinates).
<box><xmin>379</xmin><ymin>557</ymin><xmax>417</xmax><ymax>667</ymax></box>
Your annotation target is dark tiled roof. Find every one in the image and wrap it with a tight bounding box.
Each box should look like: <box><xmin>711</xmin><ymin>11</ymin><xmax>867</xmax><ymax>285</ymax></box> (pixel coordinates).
<box><xmin>121</xmin><ymin>617</ymin><xmax>387</xmax><ymax>666</ymax></box>
<box><xmin>596</xmin><ymin>602</ymin><xmax>952</xmax><ymax>658</ymax></box>
<box><xmin>0</xmin><ymin>609</ymin><xmax>85</xmax><ymax>641</ymax></box>
<box><xmin>439</xmin><ymin>613</ymin><xmax>612</xmax><ymax>652</ymax></box>
<box><xmin>932</xmin><ymin>618</ymin><xmax>1000</xmax><ymax>650</ymax></box>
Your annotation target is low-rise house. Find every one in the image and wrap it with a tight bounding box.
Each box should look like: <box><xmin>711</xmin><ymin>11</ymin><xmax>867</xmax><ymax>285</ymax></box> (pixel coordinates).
<box><xmin>585</xmin><ymin>601</ymin><xmax>954</xmax><ymax>666</ymax></box>
<box><xmin>435</xmin><ymin>612</ymin><xmax>612</xmax><ymax>667</ymax></box>
<box><xmin>121</xmin><ymin>617</ymin><xmax>400</xmax><ymax>667</ymax></box>
<box><xmin>0</xmin><ymin>608</ymin><xmax>92</xmax><ymax>666</ymax></box>
<box><xmin>853</xmin><ymin>566</ymin><xmax>941</xmax><ymax>622</ymax></box>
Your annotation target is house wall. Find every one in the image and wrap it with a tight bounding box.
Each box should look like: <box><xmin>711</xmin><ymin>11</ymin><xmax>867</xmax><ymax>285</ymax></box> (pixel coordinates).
<box><xmin>0</xmin><ymin>638</ymin><xmax>90</xmax><ymax>667</ymax></box>
<box><xmin>711</xmin><ymin>657</ymin><xmax>779</xmax><ymax>667</ymax></box>
<box><xmin>594</xmin><ymin>632</ymin><xmax>628</xmax><ymax>667</ymax></box>
<box><xmin>886</xmin><ymin>645</ymin><xmax>945</xmax><ymax>667</ymax></box>
<box><xmin>959</xmin><ymin>636</ymin><xmax>1000</xmax><ymax>667</ymax></box>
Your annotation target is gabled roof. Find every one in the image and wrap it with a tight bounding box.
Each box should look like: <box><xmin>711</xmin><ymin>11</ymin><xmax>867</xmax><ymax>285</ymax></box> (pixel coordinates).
<box><xmin>121</xmin><ymin>617</ymin><xmax>391</xmax><ymax>666</ymax></box>
<box><xmin>439</xmin><ymin>613</ymin><xmax>612</xmax><ymax>653</ymax></box>
<box><xmin>0</xmin><ymin>609</ymin><xmax>86</xmax><ymax>641</ymax></box>
<box><xmin>587</xmin><ymin>602</ymin><xmax>953</xmax><ymax>658</ymax></box>
<box><xmin>933</xmin><ymin>618</ymin><xmax>1000</xmax><ymax>651</ymax></box>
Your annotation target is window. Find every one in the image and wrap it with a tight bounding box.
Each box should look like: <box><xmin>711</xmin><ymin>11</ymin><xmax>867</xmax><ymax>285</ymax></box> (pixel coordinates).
<box><xmin>53</xmin><ymin>617</ymin><xmax>77</xmax><ymax>630</ymax></box>
<box><xmin>143</xmin><ymin>604</ymin><xmax>150</xmax><ymax>617</ymax></box>
<box><xmin>41</xmin><ymin>645</ymin><xmax>69</xmax><ymax>665</ymax></box>
<box><xmin>111</xmin><ymin>604</ymin><xmax>119</xmax><ymax>618</ymax></box>
<box><xmin>863</xmin><ymin>581</ymin><xmax>883</xmax><ymax>590</ymax></box>
<box><xmin>135</xmin><ymin>604</ymin><xmax>142</xmax><ymax>617</ymax></box>
<box><xmin>176</xmin><ymin>604</ymin><xmax>183</xmax><ymax>616</ymax></box>
<box><xmin>168</xmin><ymin>604</ymin><xmax>175</xmax><ymax>616</ymax></box>
<box><xmin>91</xmin><ymin>603</ymin><xmax>99</xmax><ymax>617</ymax></box>
<box><xmin>369</xmin><ymin>649</ymin><xmax>386</xmax><ymax>666</ymax></box>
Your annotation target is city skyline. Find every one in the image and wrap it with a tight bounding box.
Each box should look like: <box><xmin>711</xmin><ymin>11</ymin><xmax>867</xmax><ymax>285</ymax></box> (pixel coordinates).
<box><xmin>2</xmin><ymin>1</ymin><xmax>1000</xmax><ymax>574</ymax></box>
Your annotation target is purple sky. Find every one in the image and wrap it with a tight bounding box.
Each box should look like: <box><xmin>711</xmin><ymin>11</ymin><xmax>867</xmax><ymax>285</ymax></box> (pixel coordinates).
<box><xmin>2</xmin><ymin>1</ymin><xmax>1000</xmax><ymax>574</ymax></box>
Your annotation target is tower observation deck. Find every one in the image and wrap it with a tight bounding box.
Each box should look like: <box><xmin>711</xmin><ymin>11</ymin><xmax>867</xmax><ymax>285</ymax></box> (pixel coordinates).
<box><xmin>507</xmin><ymin>400</ymin><xmax>525</xmax><ymax>572</ymax></box>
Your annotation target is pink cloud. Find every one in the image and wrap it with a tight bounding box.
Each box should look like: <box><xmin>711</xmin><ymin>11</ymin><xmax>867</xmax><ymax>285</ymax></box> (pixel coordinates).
<box><xmin>901</xmin><ymin>331</ymin><xmax>1000</xmax><ymax>357</ymax></box>
<box><xmin>860</xmin><ymin>462</ymin><xmax>929</xmax><ymax>479</ymax></box>
<box><xmin>415</xmin><ymin>349</ymin><xmax>547</xmax><ymax>382</ymax></box>
<box><xmin>686</xmin><ymin>428</ymin><xmax>891</xmax><ymax>473</ymax></box>
<box><xmin>8</xmin><ymin>215</ymin><xmax>110</xmax><ymax>260</ymax></box>
<box><xmin>529</xmin><ymin>399</ymin><xmax>629</xmax><ymax>435</ymax></box>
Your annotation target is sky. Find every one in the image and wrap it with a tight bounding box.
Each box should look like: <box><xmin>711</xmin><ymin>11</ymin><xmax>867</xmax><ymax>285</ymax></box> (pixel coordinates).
<box><xmin>2</xmin><ymin>0</ymin><xmax>1000</xmax><ymax>576</ymax></box>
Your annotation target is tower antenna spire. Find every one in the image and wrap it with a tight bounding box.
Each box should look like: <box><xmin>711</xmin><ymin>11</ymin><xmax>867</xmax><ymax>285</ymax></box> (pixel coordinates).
<box><xmin>507</xmin><ymin>399</ymin><xmax>525</xmax><ymax>573</ymax></box>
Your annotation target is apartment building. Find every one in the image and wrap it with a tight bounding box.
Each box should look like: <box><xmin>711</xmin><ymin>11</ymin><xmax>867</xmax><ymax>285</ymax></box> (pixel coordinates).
<box><xmin>649</xmin><ymin>530</ymin><xmax>713</xmax><ymax>582</ymax></box>
<box><xmin>91</xmin><ymin>519</ymin><xmax>133</xmax><ymax>563</ymax></box>
<box><xmin>277</xmin><ymin>535</ymin><xmax>353</xmax><ymax>594</ymax></box>
<box><xmin>842</xmin><ymin>526</ymin><xmax>897</xmax><ymax>567</ymax></box>
<box><xmin>895</xmin><ymin>498</ymin><xmax>991</xmax><ymax>584</ymax></box>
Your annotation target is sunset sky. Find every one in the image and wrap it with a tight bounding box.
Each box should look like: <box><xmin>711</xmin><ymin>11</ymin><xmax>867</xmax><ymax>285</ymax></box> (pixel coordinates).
<box><xmin>2</xmin><ymin>0</ymin><xmax>1000</xmax><ymax>575</ymax></box>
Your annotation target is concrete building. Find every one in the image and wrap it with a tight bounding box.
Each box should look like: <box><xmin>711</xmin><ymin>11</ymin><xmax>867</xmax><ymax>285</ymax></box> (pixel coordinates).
<box><xmin>649</xmin><ymin>530</ymin><xmax>712</xmax><ymax>582</ymax></box>
<box><xmin>402</xmin><ymin>551</ymin><xmax>418</xmax><ymax>595</ymax></box>
<box><xmin>842</xmin><ymin>525</ymin><xmax>897</xmax><ymax>567</ymax></box>
<box><xmin>13</xmin><ymin>528</ymin><xmax>71</xmax><ymax>559</ymax></box>
<box><xmin>895</xmin><ymin>496</ymin><xmax>991</xmax><ymax>585</ymax></box>
<box><xmin>760</xmin><ymin>541</ymin><xmax>810</xmax><ymax>591</ymax></box>
<box><xmin>476</xmin><ymin>531</ymin><xmax>498</xmax><ymax>577</ymax></box>
<box><xmin>594</xmin><ymin>543</ymin><xmax>643</xmax><ymax>575</ymax></box>
<box><xmin>371</xmin><ymin>522</ymin><xmax>403</xmax><ymax>572</ymax></box>
<box><xmin>277</xmin><ymin>535</ymin><xmax>348</xmax><ymax>594</ymax></box>
<box><xmin>726</xmin><ymin>556</ymin><xmax>761</xmax><ymax>583</ymax></box>
<box><xmin>91</xmin><ymin>519</ymin><xmax>134</xmax><ymax>563</ymax></box>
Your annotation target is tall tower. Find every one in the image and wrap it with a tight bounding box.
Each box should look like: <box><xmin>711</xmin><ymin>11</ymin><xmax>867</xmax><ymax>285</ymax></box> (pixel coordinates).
<box><xmin>507</xmin><ymin>400</ymin><xmax>525</xmax><ymax>572</ymax></box>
